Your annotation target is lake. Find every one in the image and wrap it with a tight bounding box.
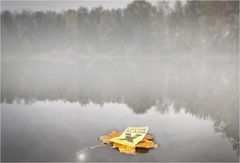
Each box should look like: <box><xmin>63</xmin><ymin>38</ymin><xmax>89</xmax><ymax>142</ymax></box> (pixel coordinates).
<box><xmin>1</xmin><ymin>56</ymin><xmax>239</xmax><ymax>162</ymax></box>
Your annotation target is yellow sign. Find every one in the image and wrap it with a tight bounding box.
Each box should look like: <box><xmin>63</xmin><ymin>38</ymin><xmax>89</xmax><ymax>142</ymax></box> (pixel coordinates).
<box><xmin>110</xmin><ymin>127</ymin><xmax>148</xmax><ymax>147</ymax></box>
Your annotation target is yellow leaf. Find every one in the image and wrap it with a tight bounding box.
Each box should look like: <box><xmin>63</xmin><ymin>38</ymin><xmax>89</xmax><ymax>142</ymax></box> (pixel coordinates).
<box><xmin>99</xmin><ymin>130</ymin><xmax>121</xmax><ymax>144</ymax></box>
<box><xmin>99</xmin><ymin>130</ymin><xmax>158</xmax><ymax>154</ymax></box>
<box><xmin>110</xmin><ymin>127</ymin><xmax>148</xmax><ymax>147</ymax></box>
<box><xmin>136</xmin><ymin>140</ymin><xmax>159</xmax><ymax>149</ymax></box>
<box><xmin>143</xmin><ymin>134</ymin><xmax>154</xmax><ymax>140</ymax></box>
<box><xmin>118</xmin><ymin>145</ymin><xmax>136</xmax><ymax>154</ymax></box>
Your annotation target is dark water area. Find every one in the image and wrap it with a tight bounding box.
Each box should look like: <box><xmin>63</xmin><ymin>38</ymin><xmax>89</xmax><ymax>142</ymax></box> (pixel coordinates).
<box><xmin>1</xmin><ymin>56</ymin><xmax>239</xmax><ymax>162</ymax></box>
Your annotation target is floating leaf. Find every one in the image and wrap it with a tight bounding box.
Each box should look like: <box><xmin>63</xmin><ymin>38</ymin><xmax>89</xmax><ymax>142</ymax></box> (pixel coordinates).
<box><xmin>110</xmin><ymin>127</ymin><xmax>148</xmax><ymax>147</ymax></box>
<box><xmin>99</xmin><ymin>130</ymin><xmax>159</xmax><ymax>154</ymax></box>
<box><xmin>99</xmin><ymin>130</ymin><xmax>121</xmax><ymax>144</ymax></box>
<box><xmin>144</xmin><ymin>134</ymin><xmax>154</xmax><ymax>140</ymax></box>
<box><xmin>118</xmin><ymin>144</ymin><xmax>136</xmax><ymax>154</ymax></box>
<box><xmin>136</xmin><ymin>140</ymin><xmax>158</xmax><ymax>148</ymax></box>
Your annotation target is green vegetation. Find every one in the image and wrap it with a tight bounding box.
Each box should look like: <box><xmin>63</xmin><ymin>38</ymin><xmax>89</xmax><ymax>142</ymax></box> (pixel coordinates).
<box><xmin>1</xmin><ymin>1</ymin><xmax>239</xmax><ymax>56</ymax></box>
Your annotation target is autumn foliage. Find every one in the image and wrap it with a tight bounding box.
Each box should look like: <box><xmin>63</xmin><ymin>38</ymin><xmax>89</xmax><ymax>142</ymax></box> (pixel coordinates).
<box><xmin>99</xmin><ymin>131</ymin><xmax>158</xmax><ymax>154</ymax></box>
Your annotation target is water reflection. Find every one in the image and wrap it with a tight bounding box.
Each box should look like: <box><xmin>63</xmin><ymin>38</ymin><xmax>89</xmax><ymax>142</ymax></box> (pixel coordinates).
<box><xmin>77</xmin><ymin>153</ymin><xmax>86</xmax><ymax>161</ymax></box>
<box><xmin>1</xmin><ymin>57</ymin><xmax>239</xmax><ymax>160</ymax></box>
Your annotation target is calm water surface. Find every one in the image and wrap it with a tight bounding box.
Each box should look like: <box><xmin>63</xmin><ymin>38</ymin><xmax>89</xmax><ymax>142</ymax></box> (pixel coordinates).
<box><xmin>1</xmin><ymin>57</ymin><xmax>239</xmax><ymax>162</ymax></box>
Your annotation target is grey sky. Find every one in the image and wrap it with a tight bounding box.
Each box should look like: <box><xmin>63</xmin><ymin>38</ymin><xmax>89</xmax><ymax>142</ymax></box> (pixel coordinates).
<box><xmin>0</xmin><ymin>0</ymin><xmax>182</xmax><ymax>13</ymax></box>
<box><xmin>1</xmin><ymin>0</ymin><xmax>157</xmax><ymax>12</ymax></box>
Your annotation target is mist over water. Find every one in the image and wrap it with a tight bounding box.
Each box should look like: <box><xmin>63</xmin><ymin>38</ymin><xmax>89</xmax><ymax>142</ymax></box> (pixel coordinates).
<box><xmin>1</xmin><ymin>0</ymin><xmax>239</xmax><ymax>162</ymax></box>
<box><xmin>2</xmin><ymin>56</ymin><xmax>239</xmax><ymax>161</ymax></box>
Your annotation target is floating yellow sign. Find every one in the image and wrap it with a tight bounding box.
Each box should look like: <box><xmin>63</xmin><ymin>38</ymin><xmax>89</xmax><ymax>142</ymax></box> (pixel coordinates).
<box><xmin>110</xmin><ymin>127</ymin><xmax>148</xmax><ymax>147</ymax></box>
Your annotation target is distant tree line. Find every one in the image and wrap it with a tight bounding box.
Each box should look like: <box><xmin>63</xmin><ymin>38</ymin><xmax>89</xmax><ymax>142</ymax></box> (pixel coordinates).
<box><xmin>1</xmin><ymin>0</ymin><xmax>239</xmax><ymax>56</ymax></box>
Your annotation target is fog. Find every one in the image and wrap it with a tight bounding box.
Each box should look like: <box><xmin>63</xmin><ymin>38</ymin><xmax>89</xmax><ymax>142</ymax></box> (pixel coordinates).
<box><xmin>2</xmin><ymin>1</ymin><xmax>238</xmax><ymax>56</ymax></box>
<box><xmin>1</xmin><ymin>0</ymin><xmax>239</xmax><ymax>162</ymax></box>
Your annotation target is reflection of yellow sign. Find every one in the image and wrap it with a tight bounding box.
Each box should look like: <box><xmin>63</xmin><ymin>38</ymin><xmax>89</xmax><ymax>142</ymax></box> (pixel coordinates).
<box><xmin>110</xmin><ymin>127</ymin><xmax>148</xmax><ymax>147</ymax></box>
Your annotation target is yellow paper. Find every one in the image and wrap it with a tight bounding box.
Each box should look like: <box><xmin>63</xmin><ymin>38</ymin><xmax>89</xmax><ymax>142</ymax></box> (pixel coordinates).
<box><xmin>110</xmin><ymin>127</ymin><xmax>148</xmax><ymax>147</ymax></box>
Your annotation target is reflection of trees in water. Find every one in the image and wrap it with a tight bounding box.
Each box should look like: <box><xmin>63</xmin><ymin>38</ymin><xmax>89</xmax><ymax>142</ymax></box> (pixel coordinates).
<box><xmin>1</xmin><ymin>58</ymin><xmax>238</xmax><ymax>154</ymax></box>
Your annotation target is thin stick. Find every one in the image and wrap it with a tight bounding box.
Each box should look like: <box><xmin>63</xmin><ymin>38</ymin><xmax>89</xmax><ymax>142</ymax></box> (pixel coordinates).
<box><xmin>76</xmin><ymin>144</ymin><xmax>106</xmax><ymax>155</ymax></box>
